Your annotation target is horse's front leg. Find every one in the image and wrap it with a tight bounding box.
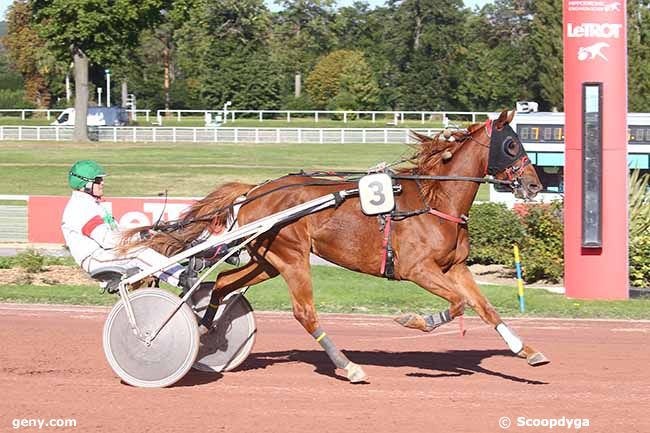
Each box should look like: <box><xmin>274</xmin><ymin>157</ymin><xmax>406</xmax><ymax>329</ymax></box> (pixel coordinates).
<box><xmin>447</xmin><ymin>263</ymin><xmax>550</xmax><ymax>367</ymax></box>
<box><xmin>394</xmin><ymin>260</ymin><xmax>467</xmax><ymax>332</ymax></box>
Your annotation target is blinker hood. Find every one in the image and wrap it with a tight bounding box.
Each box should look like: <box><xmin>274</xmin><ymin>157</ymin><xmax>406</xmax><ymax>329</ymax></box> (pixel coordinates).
<box><xmin>487</xmin><ymin>122</ymin><xmax>527</xmax><ymax>175</ymax></box>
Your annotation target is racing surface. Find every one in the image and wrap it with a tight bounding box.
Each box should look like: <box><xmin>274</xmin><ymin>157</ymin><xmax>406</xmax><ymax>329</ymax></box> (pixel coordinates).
<box><xmin>1</xmin><ymin>303</ymin><xmax>649</xmax><ymax>432</ymax></box>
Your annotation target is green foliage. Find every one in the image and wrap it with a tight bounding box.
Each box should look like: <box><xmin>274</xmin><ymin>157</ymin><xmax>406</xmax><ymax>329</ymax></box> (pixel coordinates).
<box><xmin>0</xmin><ymin>257</ymin><xmax>12</xmax><ymax>269</ymax></box>
<box><xmin>627</xmin><ymin>0</ymin><xmax>650</xmax><ymax>111</ymax></box>
<box><xmin>519</xmin><ymin>202</ymin><xmax>564</xmax><ymax>283</ymax></box>
<box><xmin>306</xmin><ymin>49</ymin><xmax>379</xmax><ymax>109</ymax></box>
<box><xmin>32</xmin><ymin>0</ymin><xmax>169</xmax><ymax>66</ymax></box>
<box><xmin>529</xmin><ymin>0</ymin><xmax>563</xmax><ymax>110</ymax></box>
<box><xmin>15</xmin><ymin>249</ymin><xmax>46</xmax><ymax>274</ymax></box>
<box><xmin>467</xmin><ymin>202</ymin><xmax>526</xmax><ymax>265</ymax></box>
<box><xmin>0</xmin><ymin>89</ymin><xmax>34</xmax><ymax>108</ymax></box>
<box><xmin>630</xmin><ymin>234</ymin><xmax>650</xmax><ymax>287</ymax></box>
<box><xmin>469</xmin><ymin>201</ymin><xmax>564</xmax><ymax>283</ymax></box>
<box><xmin>282</xmin><ymin>94</ymin><xmax>316</xmax><ymax>111</ymax></box>
<box><xmin>175</xmin><ymin>0</ymin><xmax>282</xmax><ymax>109</ymax></box>
<box><xmin>629</xmin><ymin>170</ymin><xmax>650</xmax><ymax>239</ymax></box>
<box><xmin>629</xmin><ymin>170</ymin><xmax>650</xmax><ymax>287</ymax></box>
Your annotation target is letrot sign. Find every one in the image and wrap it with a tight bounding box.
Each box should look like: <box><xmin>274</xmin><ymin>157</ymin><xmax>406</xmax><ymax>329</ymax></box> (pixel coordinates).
<box><xmin>563</xmin><ymin>1</ymin><xmax>628</xmax><ymax>299</ymax></box>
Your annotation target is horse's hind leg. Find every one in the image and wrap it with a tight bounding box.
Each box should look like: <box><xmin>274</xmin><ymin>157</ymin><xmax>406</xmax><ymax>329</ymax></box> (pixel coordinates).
<box><xmin>448</xmin><ymin>264</ymin><xmax>550</xmax><ymax>367</ymax></box>
<box><xmin>263</xmin><ymin>250</ymin><xmax>367</xmax><ymax>383</ymax></box>
<box><xmin>199</xmin><ymin>259</ymin><xmax>279</xmax><ymax>330</ymax></box>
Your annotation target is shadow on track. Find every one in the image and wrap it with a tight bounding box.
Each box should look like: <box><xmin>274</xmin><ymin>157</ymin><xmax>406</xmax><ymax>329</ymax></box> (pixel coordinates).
<box><xmin>236</xmin><ymin>349</ymin><xmax>548</xmax><ymax>385</ymax></box>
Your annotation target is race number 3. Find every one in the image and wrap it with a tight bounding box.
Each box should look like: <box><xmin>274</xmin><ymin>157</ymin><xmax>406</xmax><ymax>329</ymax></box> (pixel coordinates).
<box><xmin>359</xmin><ymin>173</ymin><xmax>395</xmax><ymax>215</ymax></box>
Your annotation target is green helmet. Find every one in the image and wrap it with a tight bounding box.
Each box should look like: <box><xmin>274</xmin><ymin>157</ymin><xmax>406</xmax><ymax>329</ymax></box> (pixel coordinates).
<box><xmin>68</xmin><ymin>160</ymin><xmax>107</xmax><ymax>190</ymax></box>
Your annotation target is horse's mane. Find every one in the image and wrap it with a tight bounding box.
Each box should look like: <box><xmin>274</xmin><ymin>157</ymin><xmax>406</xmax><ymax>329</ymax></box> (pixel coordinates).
<box><xmin>396</xmin><ymin>123</ymin><xmax>484</xmax><ymax>204</ymax></box>
<box><xmin>117</xmin><ymin>182</ymin><xmax>255</xmax><ymax>257</ymax></box>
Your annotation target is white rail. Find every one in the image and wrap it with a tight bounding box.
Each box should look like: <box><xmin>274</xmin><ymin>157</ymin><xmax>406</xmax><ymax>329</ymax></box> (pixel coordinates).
<box><xmin>0</xmin><ymin>126</ymin><xmax>443</xmax><ymax>144</ymax></box>
<box><xmin>155</xmin><ymin>109</ymin><xmax>492</xmax><ymax>125</ymax></box>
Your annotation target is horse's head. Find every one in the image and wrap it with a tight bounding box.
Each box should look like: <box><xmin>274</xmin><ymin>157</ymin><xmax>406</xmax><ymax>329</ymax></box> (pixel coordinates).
<box><xmin>482</xmin><ymin>109</ymin><xmax>542</xmax><ymax>199</ymax></box>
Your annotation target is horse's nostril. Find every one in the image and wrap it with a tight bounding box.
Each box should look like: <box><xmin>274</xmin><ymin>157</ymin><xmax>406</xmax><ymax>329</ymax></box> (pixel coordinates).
<box><xmin>528</xmin><ymin>183</ymin><xmax>542</xmax><ymax>192</ymax></box>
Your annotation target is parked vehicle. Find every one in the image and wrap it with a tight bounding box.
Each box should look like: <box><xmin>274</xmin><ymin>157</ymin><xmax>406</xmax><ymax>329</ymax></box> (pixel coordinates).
<box><xmin>51</xmin><ymin>107</ymin><xmax>129</xmax><ymax>126</ymax></box>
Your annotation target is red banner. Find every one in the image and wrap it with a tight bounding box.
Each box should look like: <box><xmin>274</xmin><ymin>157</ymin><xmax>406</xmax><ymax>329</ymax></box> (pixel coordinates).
<box><xmin>563</xmin><ymin>1</ymin><xmax>628</xmax><ymax>299</ymax></box>
<box><xmin>28</xmin><ymin>196</ymin><xmax>195</xmax><ymax>244</ymax></box>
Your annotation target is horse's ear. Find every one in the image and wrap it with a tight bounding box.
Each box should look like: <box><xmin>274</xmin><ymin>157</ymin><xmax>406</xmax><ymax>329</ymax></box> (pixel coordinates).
<box><xmin>506</xmin><ymin>109</ymin><xmax>516</xmax><ymax>124</ymax></box>
<box><xmin>494</xmin><ymin>109</ymin><xmax>512</xmax><ymax>130</ymax></box>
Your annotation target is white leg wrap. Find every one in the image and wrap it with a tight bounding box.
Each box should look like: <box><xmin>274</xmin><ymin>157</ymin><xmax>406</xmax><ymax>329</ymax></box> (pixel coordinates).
<box><xmin>496</xmin><ymin>323</ymin><xmax>524</xmax><ymax>354</ymax></box>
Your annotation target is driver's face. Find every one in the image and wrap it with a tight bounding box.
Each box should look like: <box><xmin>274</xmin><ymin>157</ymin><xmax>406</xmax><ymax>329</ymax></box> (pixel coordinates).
<box><xmin>92</xmin><ymin>179</ymin><xmax>104</xmax><ymax>198</ymax></box>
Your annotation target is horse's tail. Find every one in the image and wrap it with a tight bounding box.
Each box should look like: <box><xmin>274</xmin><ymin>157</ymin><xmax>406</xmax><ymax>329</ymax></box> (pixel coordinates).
<box><xmin>117</xmin><ymin>182</ymin><xmax>255</xmax><ymax>257</ymax></box>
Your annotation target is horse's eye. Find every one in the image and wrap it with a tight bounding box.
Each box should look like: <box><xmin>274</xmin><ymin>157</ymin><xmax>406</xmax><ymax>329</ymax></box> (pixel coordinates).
<box><xmin>504</xmin><ymin>137</ymin><xmax>518</xmax><ymax>157</ymax></box>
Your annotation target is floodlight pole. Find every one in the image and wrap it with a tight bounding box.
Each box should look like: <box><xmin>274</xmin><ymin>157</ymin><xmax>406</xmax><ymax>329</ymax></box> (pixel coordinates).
<box><xmin>105</xmin><ymin>69</ymin><xmax>111</xmax><ymax>107</ymax></box>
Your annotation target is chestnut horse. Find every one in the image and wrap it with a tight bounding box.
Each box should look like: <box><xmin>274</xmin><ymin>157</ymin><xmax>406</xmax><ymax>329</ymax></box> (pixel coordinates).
<box><xmin>122</xmin><ymin>109</ymin><xmax>548</xmax><ymax>383</ymax></box>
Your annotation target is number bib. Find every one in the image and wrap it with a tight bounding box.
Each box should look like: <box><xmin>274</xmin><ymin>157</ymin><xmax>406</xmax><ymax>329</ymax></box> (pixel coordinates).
<box><xmin>358</xmin><ymin>173</ymin><xmax>395</xmax><ymax>215</ymax></box>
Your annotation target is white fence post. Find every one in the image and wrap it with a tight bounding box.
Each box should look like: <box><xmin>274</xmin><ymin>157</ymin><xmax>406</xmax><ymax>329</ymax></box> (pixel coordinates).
<box><xmin>55</xmin><ymin>127</ymin><xmax>59</xmax><ymax>141</ymax></box>
<box><xmin>18</xmin><ymin>126</ymin><xmax>22</xmax><ymax>140</ymax></box>
<box><xmin>276</xmin><ymin>128</ymin><xmax>280</xmax><ymax>143</ymax></box>
<box><xmin>133</xmin><ymin>127</ymin><xmax>136</xmax><ymax>142</ymax></box>
<box><xmin>113</xmin><ymin>127</ymin><xmax>117</xmax><ymax>142</ymax></box>
<box><xmin>287</xmin><ymin>111</ymin><xmax>291</xmax><ymax>123</ymax></box>
<box><xmin>36</xmin><ymin>126</ymin><xmax>40</xmax><ymax>140</ymax></box>
<box><xmin>173</xmin><ymin>128</ymin><xmax>176</xmax><ymax>143</ymax></box>
<box><xmin>177</xmin><ymin>111</ymin><xmax>181</xmax><ymax>122</ymax></box>
<box><xmin>193</xmin><ymin>128</ymin><xmax>197</xmax><ymax>142</ymax></box>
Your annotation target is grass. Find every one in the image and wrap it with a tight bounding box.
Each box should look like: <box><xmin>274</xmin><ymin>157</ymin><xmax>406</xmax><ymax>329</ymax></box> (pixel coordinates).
<box><xmin>0</xmin><ymin>140</ymin><xmax>490</xmax><ymax>200</ymax></box>
<box><xmin>0</xmin><ymin>265</ymin><xmax>648</xmax><ymax>319</ymax></box>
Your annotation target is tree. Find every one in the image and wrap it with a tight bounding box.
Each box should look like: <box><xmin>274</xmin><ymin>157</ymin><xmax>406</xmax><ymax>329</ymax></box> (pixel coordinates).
<box><xmin>305</xmin><ymin>49</ymin><xmax>379</xmax><ymax>109</ymax></box>
<box><xmin>628</xmin><ymin>0</ymin><xmax>650</xmax><ymax>111</ymax></box>
<box><xmin>270</xmin><ymin>0</ymin><xmax>337</xmax><ymax>98</ymax></box>
<box><xmin>2</xmin><ymin>1</ymin><xmax>62</xmax><ymax>108</ymax></box>
<box><xmin>31</xmin><ymin>0</ymin><xmax>169</xmax><ymax>141</ymax></box>
<box><xmin>529</xmin><ymin>0</ymin><xmax>563</xmax><ymax>110</ymax></box>
<box><xmin>382</xmin><ymin>0</ymin><xmax>468</xmax><ymax>110</ymax></box>
<box><xmin>454</xmin><ymin>1</ymin><xmax>536</xmax><ymax>110</ymax></box>
<box><xmin>175</xmin><ymin>0</ymin><xmax>283</xmax><ymax>109</ymax></box>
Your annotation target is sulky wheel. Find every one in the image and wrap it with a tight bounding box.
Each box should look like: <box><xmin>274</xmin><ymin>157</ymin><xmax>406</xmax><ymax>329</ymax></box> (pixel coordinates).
<box><xmin>188</xmin><ymin>283</ymin><xmax>257</xmax><ymax>373</ymax></box>
<box><xmin>103</xmin><ymin>288</ymin><xmax>199</xmax><ymax>388</ymax></box>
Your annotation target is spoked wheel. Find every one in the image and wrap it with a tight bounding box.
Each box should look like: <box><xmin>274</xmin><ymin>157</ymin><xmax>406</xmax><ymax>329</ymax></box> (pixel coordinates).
<box><xmin>188</xmin><ymin>283</ymin><xmax>257</xmax><ymax>373</ymax></box>
<box><xmin>103</xmin><ymin>288</ymin><xmax>199</xmax><ymax>388</ymax></box>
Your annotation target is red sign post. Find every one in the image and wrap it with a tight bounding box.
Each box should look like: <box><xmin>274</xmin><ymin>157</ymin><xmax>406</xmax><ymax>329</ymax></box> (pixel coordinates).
<box><xmin>563</xmin><ymin>1</ymin><xmax>628</xmax><ymax>299</ymax></box>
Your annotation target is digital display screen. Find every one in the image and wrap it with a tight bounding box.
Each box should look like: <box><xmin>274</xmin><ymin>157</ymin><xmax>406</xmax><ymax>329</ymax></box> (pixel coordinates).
<box><xmin>582</xmin><ymin>83</ymin><xmax>602</xmax><ymax>248</ymax></box>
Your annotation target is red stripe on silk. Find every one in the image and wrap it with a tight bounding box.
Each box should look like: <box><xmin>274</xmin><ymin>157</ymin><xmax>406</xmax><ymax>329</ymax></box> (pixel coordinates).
<box><xmin>82</xmin><ymin>215</ymin><xmax>105</xmax><ymax>237</ymax></box>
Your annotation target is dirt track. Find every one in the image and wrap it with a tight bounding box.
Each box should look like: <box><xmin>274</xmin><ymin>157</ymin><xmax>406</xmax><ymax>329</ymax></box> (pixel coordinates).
<box><xmin>1</xmin><ymin>303</ymin><xmax>649</xmax><ymax>432</ymax></box>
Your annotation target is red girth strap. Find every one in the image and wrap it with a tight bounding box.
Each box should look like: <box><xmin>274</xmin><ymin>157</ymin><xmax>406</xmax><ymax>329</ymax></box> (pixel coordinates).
<box><xmin>429</xmin><ymin>208</ymin><xmax>467</xmax><ymax>224</ymax></box>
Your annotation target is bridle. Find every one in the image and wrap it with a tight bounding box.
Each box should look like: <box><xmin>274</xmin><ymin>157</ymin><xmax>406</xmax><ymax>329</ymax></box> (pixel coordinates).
<box><xmin>478</xmin><ymin>118</ymin><xmax>532</xmax><ymax>187</ymax></box>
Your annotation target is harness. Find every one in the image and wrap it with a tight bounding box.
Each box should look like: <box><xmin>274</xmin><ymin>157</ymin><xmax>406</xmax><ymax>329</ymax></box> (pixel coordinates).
<box><xmin>157</xmin><ymin>119</ymin><xmax>530</xmax><ymax>281</ymax></box>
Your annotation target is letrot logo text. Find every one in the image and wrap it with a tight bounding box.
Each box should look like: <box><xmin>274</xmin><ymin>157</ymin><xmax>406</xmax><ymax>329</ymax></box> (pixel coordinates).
<box><xmin>567</xmin><ymin>23</ymin><xmax>623</xmax><ymax>39</ymax></box>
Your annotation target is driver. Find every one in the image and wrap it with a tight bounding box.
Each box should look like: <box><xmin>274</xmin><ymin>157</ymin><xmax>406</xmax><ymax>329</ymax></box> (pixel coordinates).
<box><xmin>61</xmin><ymin>160</ymin><xmax>199</xmax><ymax>290</ymax></box>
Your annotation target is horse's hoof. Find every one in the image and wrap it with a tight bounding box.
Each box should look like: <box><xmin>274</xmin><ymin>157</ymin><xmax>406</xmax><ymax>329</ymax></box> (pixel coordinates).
<box><xmin>527</xmin><ymin>352</ymin><xmax>550</xmax><ymax>367</ymax></box>
<box><xmin>394</xmin><ymin>313</ymin><xmax>429</xmax><ymax>332</ymax></box>
<box><xmin>345</xmin><ymin>362</ymin><xmax>368</xmax><ymax>383</ymax></box>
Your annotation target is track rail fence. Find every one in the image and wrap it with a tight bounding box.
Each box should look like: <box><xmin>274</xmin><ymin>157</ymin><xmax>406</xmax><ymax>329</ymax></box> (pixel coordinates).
<box><xmin>0</xmin><ymin>126</ymin><xmax>444</xmax><ymax>144</ymax></box>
